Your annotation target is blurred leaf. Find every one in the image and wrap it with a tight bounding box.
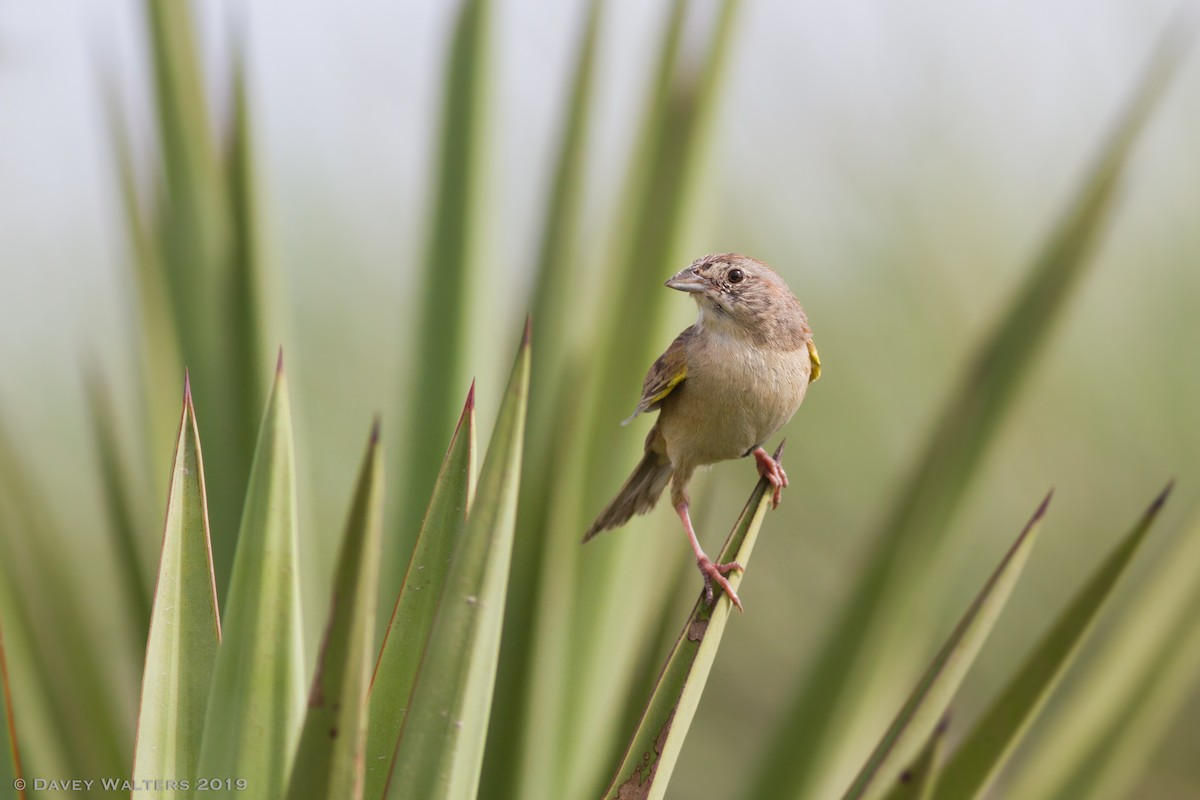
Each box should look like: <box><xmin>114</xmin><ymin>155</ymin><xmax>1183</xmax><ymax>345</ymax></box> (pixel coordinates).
<box><xmin>493</xmin><ymin>367</ymin><xmax>598</xmax><ymax>800</ymax></box>
<box><xmin>0</xmin><ymin>422</ymin><xmax>130</xmax><ymax>775</ymax></box>
<box><xmin>842</xmin><ymin>495</ymin><xmax>1049</xmax><ymax>800</ymax></box>
<box><xmin>387</xmin><ymin>324</ymin><xmax>529</xmax><ymax>800</ymax></box>
<box><xmin>526</xmin><ymin>0</ymin><xmax>602</xmax><ymax>397</ymax></box>
<box><xmin>84</xmin><ymin>370</ymin><xmax>153</xmax><ymax>632</ymax></box>
<box><xmin>141</xmin><ymin>0</ymin><xmax>225</xmax><ymax>337</ymax></box>
<box><xmin>931</xmin><ymin>484</ymin><xmax>1173</xmax><ymax>800</ymax></box>
<box><xmin>141</xmin><ymin>0</ymin><xmax>265</xmax><ymax>595</ymax></box>
<box><xmin>1005</xmin><ymin>510</ymin><xmax>1200</xmax><ymax>800</ymax></box>
<box><xmin>196</xmin><ymin>361</ymin><xmax>306</xmax><ymax>797</ymax></box>
<box><xmin>601</xmin><ymin>442</ymin><xmax>781</xmax><ymax>800</ymax></box>
<box><xmin>1051</xmin><ymin>595</ymin><xmax>1200</xmax><ymax>800</ymax></box>
<box><xmin>878</xmin><ymin>717</ymin><xmax>949</xmax><ymax>800</ymax></box>
<box><xmin>286</xmin><ymin>423</ymin><xmax>384</xmax><ymax>800</ymax></box>
<box><xmin>222</xmin><ymin>46</ymin><xmax>273</xmax><ymax>527</ymax></box>
<box><xmin>482</xmin><ymin>0</ymin><xmax>601</xmax><ymax>794</ymax></box>
<box><xmin>99</xmin><ymin>78</ymin><xmax>180</xmax><ymax>469</ymax></box>
<box><xmin>365</xmin><ymin>387</ymin><xmax>476</xmax><ymax>800</ymax></box>
<box><xmin>132</xmin><ymin>377</ymin><xmax>221</xmax><ymax>791</ymax></box>
<box><xmin>746</xmin><ymin>37</ymin><xmax>1185</xmax><ymax>800</ymax></box>
<box><xmin>397</xmin><ymin>0</ymin><xmax>490</xmax><ymax>572</ymax></box>
<box><xmin>1</xmin><ymin>617</ymin><xmax>23</xmax><ymax>799</ymax></box>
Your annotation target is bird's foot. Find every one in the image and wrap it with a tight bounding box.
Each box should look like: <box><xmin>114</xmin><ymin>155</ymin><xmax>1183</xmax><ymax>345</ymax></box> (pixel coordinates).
<box><xmin>697</xmin><ymin>555</ymin><xmax>744</xmax><ymax>611</ymax></box>
<box><xmin>753</xmin><ymin>446</ymin><xmax>789</xmax><ymax>509</ymax></box>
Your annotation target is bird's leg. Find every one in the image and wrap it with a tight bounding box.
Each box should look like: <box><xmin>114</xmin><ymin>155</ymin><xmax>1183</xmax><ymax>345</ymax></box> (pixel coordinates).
<box><xmin>753</xmin><ymin>446</ymin><xmax>789</xmax><ymax>509</ymax></box>
<box><xmin>675</xmin><ymin>500</ymin><xmax>744</xmax><ymax>611</ymax></box>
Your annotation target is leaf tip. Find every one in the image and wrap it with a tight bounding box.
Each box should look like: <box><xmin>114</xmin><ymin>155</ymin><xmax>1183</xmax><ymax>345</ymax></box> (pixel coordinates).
<box><xmin>370</xmin><ymin>414</ymin><xmax>382</xmax><ymax>446</ymax></box>
<box><xmin>773</xmin><ymin>438</ymin><xmax>786</xmax><ymax>463</ymax></box>
<box><xmin>466</xmin><ymin>378</ymin><xmax>477</xmax><ymax>412</ymax></box>
<box><xmin>183</xmin><ymin>368</ymin><xmax>192</xmax><ymax>402</ymax></box>
<box><xmin>276</xmin><ymin>346</ymin><xmax>285</xmax><ymax>375</ymax></box>
<box><xmin>1149</xmin><ymin>480</ymin><xmax>1174</xmax><ymax>515</ymax></box>
<box><xmin>1032</xmin><ymin>489</ymin><xmax>1054</xmax><ymax>522</ymax></box>
<box><xmin>522</xmin><ymin>313</ymin><xmax>532</xmax><ymax>347</ymax></box>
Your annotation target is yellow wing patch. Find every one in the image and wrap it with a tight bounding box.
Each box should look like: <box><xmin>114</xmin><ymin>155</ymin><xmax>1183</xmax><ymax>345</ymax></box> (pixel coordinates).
<box><xmin>622</xmin><ymin>326</ymin><xmax>695</xmax><ymax>425</ymax></box>
<box><xmin>807</xmin><ymin>340</ymin><xmax>821</xmax><ymax>383</ymax></box>
<box><xmin>646</xmin><ymin>364</ymin><xmax>686</xmax><ymax>406</ymax></box>
<box><xmin>621</xmin><ymin>363</ymin><xmax>686</xmax><ymax>425</ymax></box>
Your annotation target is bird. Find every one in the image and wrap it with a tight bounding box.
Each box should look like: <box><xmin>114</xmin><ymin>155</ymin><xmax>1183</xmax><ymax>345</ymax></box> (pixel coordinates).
<box><xmin>583</xmin><ymin>253</ymin><xmax>820</xmax><ymax>611</ymax></box>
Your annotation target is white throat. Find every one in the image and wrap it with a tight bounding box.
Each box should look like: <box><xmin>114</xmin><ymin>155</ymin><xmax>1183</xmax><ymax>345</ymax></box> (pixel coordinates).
<box><xmin>695</xmin><ymin>300</ymin><xmax>749</xmax><ymax>341</ymax></box>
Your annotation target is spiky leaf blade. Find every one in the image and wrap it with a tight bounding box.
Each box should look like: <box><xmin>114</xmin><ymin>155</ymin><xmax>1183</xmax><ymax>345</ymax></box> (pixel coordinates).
<box><xmin>397</xmin><ymin>0</ymin><xmax>490</xmax><ymax>572</ymax></box>
<box><xmin>842</xmin><ymin>496</ymin><xmax>1049</xmax><ymax>800</ymax></box>
<box><xmin>365</xmin><ymin>387</ymin><xmax>476</xmax><ymax>800</ymax></box>
<box><xmin>600</xmin><ymin>443</ymin><xmax>782</xmax><ymax>800</ymax></box>
<box><xmin>286</xmin><ymin>424</ymin><xmax>385</xmax><ymax>800</ymax></box>
<box><xmin>1003</xmin><ymin>513</ymin><xmax>1200</xmax><ymax>800</ymax></box>
<box><xmin>385</xmin><ymin>324</ymin><xmax>529</xmax><ymax>800</ymax></box>
<box><xmin>878</xmin><ymin>717</ymin><xmax>949</xmax><ymax>800</ymax></box>
<box><xmin>132</xmin><ymin>378</ymin><xmax>221</xmax><ymax>792</ymax></box>
<box><xmin>931</xmin><ymin>484</ymin><xmax>1173</xmax><ymax>800</ymax></box>
<box><xmin>196</xmin><ymin>361</ymin><xmax>305</xmax><ymax>797</ymax></box>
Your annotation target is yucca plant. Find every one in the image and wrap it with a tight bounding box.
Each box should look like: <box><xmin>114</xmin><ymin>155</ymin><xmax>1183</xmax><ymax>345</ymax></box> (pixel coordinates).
<box><xmin>2</xmin><ymin>2</ymin><xmax>1198</xmax><ymax>800</ymax></box>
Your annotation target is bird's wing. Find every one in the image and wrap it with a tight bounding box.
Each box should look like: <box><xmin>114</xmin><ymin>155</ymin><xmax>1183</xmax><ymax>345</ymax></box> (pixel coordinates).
<box><xmin>807</xmin><ymin>339</ymin><xmax>821</xmax><ymax>382</ymax></box>
<box><xmin>621</xmin><ymin>325</ymin><xmax>695</xmax><ymax>425</ymax></box>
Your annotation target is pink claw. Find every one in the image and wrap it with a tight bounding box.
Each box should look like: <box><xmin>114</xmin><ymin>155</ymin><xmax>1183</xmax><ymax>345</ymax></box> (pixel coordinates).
<box><xmin>754</xmin><ymin>447</ymin><xmax>789</xmax><ymax>509</ymax></box>
<box><xmin>698</xmin><ymin>556</ymin><xmax>744</xmax><ymax>611</ymax></box>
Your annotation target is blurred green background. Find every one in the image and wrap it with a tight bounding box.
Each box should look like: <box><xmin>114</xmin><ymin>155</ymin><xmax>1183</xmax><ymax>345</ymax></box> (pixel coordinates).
<box><xmin>1</xmin><ymin>1</ymin><xmax>1199</xmax><ymax>798</ymax></box>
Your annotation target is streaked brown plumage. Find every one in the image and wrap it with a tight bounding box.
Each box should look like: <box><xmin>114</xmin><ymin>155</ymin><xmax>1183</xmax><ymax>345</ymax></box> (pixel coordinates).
<box><xmin>584</xmin><ymin>253</ymin><xmax>820</xmax><ymax>610</ymax></box>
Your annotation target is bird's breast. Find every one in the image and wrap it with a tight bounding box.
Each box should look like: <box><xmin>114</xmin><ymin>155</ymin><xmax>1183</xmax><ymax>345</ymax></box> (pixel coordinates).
<box><xmin>658</xmin><ymin>332</ymin><xmax>810</xmax><ymax>468</ymax></box>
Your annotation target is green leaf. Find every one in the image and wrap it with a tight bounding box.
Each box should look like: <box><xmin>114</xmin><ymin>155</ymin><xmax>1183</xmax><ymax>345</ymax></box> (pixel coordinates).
<box><xmin>1051</xmin><ymin>598</ymin><xmax>1200</xmax><ymax>800</ymax></box>
<box><xmin>386</xmin><ymin>323</ymin><xmax>529</xmax><ymax>800</ymax></box>
<box><xmin>132</xmin><ymin>376</ymin><xmax>221</xmax><ymax>792</ymax></box>
<box><xmin>1003</xmin><ymin>512</ymin><xmax>1200</xmax><ymax>800</ymax></box>
<box><xmin>196</xmin><ymin>358</ymin><xmax>306</xmax><ymax>798</ymax></box>
<box><xmin>525</xmin><ymin>0</ymin><xmax>602</xmax><ymax>398</ymax></box>
<box><xmin>931</xmin><ymin>484</ymin><xmax>1173</xmax><ymax>800</ymax></box>
<box><xmin>0</xmin><ymin>422</ymin><xmax>130</xmax><ymax>775</ymax></box>
<box><xmin>397</xmin><ymin>0</ymin><xmax>490</xmax><ymax>572</ymax></box>
<box><xmin>842</xmin><ymin>495</ymin><xmax>1049</xmax><ymax>800</ymax></box>
<box><xmin>878</xmin><ymin>716</ymin><xmax>949</xmax><ymax>800</ymax></box>
<box><xmin>481</xmin><ymin>2</ymin><xmax>600</xmax><ymax>794</ymax></box>
<box><xmin>600</xmin><ymin>442</ymin><xmax>782</xmax><ymax>800</ymax></box>
<box><xmin>1</xmin><ymin>616</ymin><xmax>24</xmax><ymax>799</ymax></box>
<box><xmin>365</xmin><ymin>386</ymin><xmax>476</xmax><ymax>800</ymax></box>
<box><xmin>286</xmin><ymin>422</ymin><xmax>385</xmax><ymax>800</ymax></box>
<box><xmin>84</xmin><ymin>370</ymin><xmax>154</xmax><ymax>632</ymax></box>
<box><xmin>224</xmin><ymin>47</ymin><xmax>273</xmax><ymax>498</ymax></box>
<box><xmin>142</xmin><ymin>0</ymin><xmax>263</xmax><ymax>596</ymax></box>
<box><xmin>745</xmin><ymin>37</ymin><xmax>1185</xmax><ymax>800</ymax></box>
<box><xmin>99</xmin><ymin>77</ymin><xmax>181</xmax><ymax>468</ymax></box>
<box><xmin>141</xmin><ymin>0</ymin><xmax>225</xmax><ymax>339</ymax></box>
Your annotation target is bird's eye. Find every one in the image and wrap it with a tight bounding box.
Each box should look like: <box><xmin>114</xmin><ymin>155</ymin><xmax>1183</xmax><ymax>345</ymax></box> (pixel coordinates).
<box><xmin>728</xmin><ymin>268</ymin><xmax>744</xmax><ymax>284</ymax></box>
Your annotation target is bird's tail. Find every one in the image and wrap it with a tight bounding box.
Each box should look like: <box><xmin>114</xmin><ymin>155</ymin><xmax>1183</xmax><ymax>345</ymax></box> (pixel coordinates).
<box><xmin>583</xmin><ymin>450</ymin><xmax>673</xmax><ymax>542</ymax></box>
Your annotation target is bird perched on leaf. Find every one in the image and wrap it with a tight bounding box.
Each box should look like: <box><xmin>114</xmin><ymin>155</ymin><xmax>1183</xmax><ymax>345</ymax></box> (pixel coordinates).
<box><xmin>584</xmin><ymin>253</ymin><xmax>820</xmax><ymax>610</ymax></box>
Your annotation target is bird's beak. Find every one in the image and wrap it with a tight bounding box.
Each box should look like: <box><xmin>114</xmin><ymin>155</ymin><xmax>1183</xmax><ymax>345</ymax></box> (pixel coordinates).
<box><xmin>665</xmin><ymin>268</ymin><xmax>708</xmax><ymax>293</ymax></box>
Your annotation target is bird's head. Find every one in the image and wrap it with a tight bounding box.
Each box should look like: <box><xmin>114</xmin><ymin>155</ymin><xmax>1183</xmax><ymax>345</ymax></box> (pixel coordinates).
<box><xmin>665</xmin><ymin>253</ymin><xmax>808</xmax><ymax>349</ymax></box>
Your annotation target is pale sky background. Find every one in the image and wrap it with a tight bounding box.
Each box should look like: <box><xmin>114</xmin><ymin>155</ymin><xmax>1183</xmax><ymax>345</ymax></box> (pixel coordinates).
<box><xmin>1</xmin><ymin>0</ymin><xmax>1191</xmax><ymax>394</ymax></box>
